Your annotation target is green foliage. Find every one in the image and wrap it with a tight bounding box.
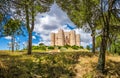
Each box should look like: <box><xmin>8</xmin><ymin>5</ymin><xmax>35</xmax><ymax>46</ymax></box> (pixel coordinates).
<box><xmin>79</xmin><ymin>46</ymin><xmax>84</xmax><ymax>49</ymax></box>
<box><xmin>56</xmin><ymin>0</ymin><xmax>100</xmax><ymax>27</ymax></box>
<box><xmin>95</xmin><ymin>35</ymin><xmax>101</xmax><ymax>49</ymax></box>
<box><xmin>86</xmin><ymin>45</ymin><xmax>91</xmax><ymax>50</ymax></box>
<box><xmin>32</xmin><ymin>45</ymin><xmax>46</xmax><ymax>51</ymax></box>
<box><xmin>38</xmin><ymin>46</ymin><xmax>46</xmax><ymax>50</ymax></box>
<box><xmin>110</xmin><ymin>40</ymin><xmax>120</xmax><ymax>55</ymax></box>
<box><xmin>63</xmin><ymin>45</ymin><xmax>71</xmax><ymax>49</ymax></box>
<box><xmin>71</xmin><ymin>45</ymin><xmax>79</xmax><ymax>50</ymax></box>
<box><xmin>47</xmin><ymin>46</ymin><xmax>54</xmax><ymax>50</ymax></box>
<box><xmin>57</xmin><ymin>46</ymin><xmax>62</xmax><ymax>49</ymax></box>
<box><xmin>3</xmin><ymin>19</ymin><xmax>22</xmax><ymax>52</ymax></box>
<box><xmin>3</xmin><ymin>19</ymin><xmax>22</xmax><ymax>36</ymax></box>
<box><xmin>0</xmin><ymin>13</ymin><xmax>3</xmax><ymax>22</ymax></box>
<box><xmin>39</xmin><ymin>43</ymin><xmax>45</xmax><ymax>46</ymax></box>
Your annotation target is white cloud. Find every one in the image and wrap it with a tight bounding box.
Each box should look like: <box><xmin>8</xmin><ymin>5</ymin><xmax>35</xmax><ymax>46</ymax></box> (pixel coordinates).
<box><xmin>74</xmin><ymin>28</ymin><xmax>92</xmax><ymax>47</ymax></box>
<box><xmin>32</xmin><ymin>36</ymin><xmax>36</xmax><ymax>39</ymax></box>
<box><xmin>4</xmin><ymin>36</ymin><xmax>12</xmax><ymax>40</ymax></box>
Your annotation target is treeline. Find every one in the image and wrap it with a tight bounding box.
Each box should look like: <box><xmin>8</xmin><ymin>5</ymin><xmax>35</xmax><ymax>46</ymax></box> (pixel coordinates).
<box><xmin>30</xmin><ymin>45</ymin><xmax>84</xmax><ymax>51</ymax></box>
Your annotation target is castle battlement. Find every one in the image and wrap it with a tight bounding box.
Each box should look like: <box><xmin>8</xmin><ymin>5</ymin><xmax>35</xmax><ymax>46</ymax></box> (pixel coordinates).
<box><xmin>51</xmin><ymin>29</ymin><xmax>80</xmax><ymax>46</ymax></box>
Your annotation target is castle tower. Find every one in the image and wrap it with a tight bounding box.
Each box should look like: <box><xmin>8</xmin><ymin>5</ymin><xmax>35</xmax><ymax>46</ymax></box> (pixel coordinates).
<box><xmin>55</xmin><ymin>33</ymin><xmax>58</xmax><ymax>46</ymax></box>
<box><xmin>57</xmin><ymin>29</ymin><xmax>65</xmax><ymax>46</ymax></box>
<box><xmin>50</xmin><ymin>29</ymin><xmax>80</xmax><ymax>46</ymax></box>
<box><xmin>76</xmin><ymin>34</ymin><xmax>80</xmax><ymax>46</ymax></box>
<box><xmin>64</xmin><ymin>32</ymin><xmax>70</xmax><ymax>45</ymax></box>
<box><xmin>51</xmin><ymin>33</ymin><xmax>55</xmax><ymax>46</ymax></box>
<box><xmin>70</xmin><ymin>30</ymin><xmax>76</xmax><ymax>46</ymax></box>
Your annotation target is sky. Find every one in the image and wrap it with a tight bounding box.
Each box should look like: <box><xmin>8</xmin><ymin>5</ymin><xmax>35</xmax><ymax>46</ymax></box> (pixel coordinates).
<box><xmin>0</xmin><ymin>3</ymin><xmax>92</xmax><ymax>50</ymax></box>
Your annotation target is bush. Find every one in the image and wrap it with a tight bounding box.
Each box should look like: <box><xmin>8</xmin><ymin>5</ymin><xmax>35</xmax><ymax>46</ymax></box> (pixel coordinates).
<box><xmin>32</xmin><ymin>46</ymin><xmax>39</xmax><ymax>50</ymax></box>
<box><xmin>63</xmin><ymin>45</ymin><xmax>71</xmax><ymax>49</ymax></box>
<box><xmin>57</xmin><ymin>46</ymin><xmax>62</xmax><ymax>49</ymax></box>
<box><xmin>39</xmin><ymin>46</ymin><xmax>46</xmax><ymax>50</ymax></box>
<box><xmin>32</xmin><ymin>45</ymin><xmax>46</xmax><ymax>50</ymax></box>
<box><xmin>71</xmin><ymin>45</ymin><xmax>79</xmax><ymax>50</ymax></box>
<box><xmin>86</xmin><ymin>45</ymin><xmax>91</xmax><ymax>50</ymax></box>
<box><xmin>79</xmin><ymin>46</ymin><xmax>84</xmax><ymax>49</ymax></box>
<box><xmin>48</xmin><ymin>46</ymin><xmax>54</xmax><ymax>50</ymax></box>
<box><xmin>39</xmin><ymin>43</ymin><xmax>45</xmax><ymax>46</ymax></box>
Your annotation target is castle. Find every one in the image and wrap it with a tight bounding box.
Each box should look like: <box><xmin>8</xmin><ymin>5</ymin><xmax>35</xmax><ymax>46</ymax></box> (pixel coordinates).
<box><xmin>50</xmin><ymin>29</ymin><xmax>80</xmax><ymax>46</ymax></box>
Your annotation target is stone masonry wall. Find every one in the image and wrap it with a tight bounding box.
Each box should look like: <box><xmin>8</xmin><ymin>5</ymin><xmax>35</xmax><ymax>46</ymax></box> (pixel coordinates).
<box><xmin>51</xmin><ymin>29</ymin><xmax>80</xmax><ymax>46</ymax></box>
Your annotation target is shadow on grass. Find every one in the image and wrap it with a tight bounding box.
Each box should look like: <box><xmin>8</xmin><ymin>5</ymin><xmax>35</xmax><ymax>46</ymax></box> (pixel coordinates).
<box><xmin>0</xmin><ymin>52</ymin><xmax>95</xmax><ymax>78</ymax></box>
<box><xmin>106</xmin><ymin>60</ymin><xmax>120</xmax><ymax>77</ymax></box>
<box><xmin>89</xmin><ymin>57</ymin><xmax>120</xmax><ymax>78</ymax></box>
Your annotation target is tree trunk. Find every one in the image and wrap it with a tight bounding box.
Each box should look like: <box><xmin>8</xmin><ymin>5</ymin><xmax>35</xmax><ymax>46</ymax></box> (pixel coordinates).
<box><xmin>11</xmin><ymin>35</ymin><xmax>15</xmax><ymax>52</ymax></box>
<box><xmin>25</xmin><ymin>1</ymin><xmax>31</xmax><ymax>54</ymax></box>
<box><xmin>27</xmin><ymin>32</ymin><xmax>32</xmax><ymax>55</ymax></box>
<box><xmin>92</xmin><ymin>29</ymin><xmax>95</xmax><ymax>53</ymax></box>
<box><xmin>27</xmin><ymin>1</ymin><xmax>34</xmax><ymax>55</ymax></box>
<box><xmin>97</xmin><ymin>27</ymin><xmax>107</xmax><ymax>72</ymax></box>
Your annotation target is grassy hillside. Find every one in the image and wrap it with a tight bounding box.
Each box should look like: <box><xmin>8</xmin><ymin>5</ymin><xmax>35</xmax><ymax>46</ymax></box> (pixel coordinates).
<box><xmin>0</xmin><ymin>51</ymin><xmax>120</xmax><ymax>78</ymax></box>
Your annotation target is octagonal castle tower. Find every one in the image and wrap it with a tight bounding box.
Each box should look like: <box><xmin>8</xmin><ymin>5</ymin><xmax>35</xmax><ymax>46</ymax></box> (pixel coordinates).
<box><xmin>51</xmin><ymin>29</ymin><xmax>80</xmax><ymax>46</ymax></box>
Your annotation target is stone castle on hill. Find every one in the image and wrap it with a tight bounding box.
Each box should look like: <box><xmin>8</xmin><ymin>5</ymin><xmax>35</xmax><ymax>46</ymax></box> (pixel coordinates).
<box><xmin>50</xmin><ymin>29</ymin><xmax>80</xmax><ymax>46</ymax></box>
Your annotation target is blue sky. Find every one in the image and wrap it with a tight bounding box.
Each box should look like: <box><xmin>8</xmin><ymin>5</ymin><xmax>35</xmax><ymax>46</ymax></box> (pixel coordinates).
<box><xmin>0</xmin><ymin>3</ymin><xmax>92</xmax><ymax>50</ymax></box>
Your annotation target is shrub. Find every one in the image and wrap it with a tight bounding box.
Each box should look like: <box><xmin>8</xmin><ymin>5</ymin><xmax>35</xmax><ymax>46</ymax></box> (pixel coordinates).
<box><xmin>63</xmin><ymin>45</ymin><xmax>71</xmax><ymax>49</ymax></box>
<box><xmin>48</xmin><ymin>46</ymin><xmax>54</xmax><ymax>50</ymax></box>
<box><xmin>39</xmin><ymin>43</ymin><xmax>45</xmax><ymax>46</ymax></box>
<box><xmin>71</xmin><ymin>45</ymin><xmax>79</xmax><ymax>50</ymax></box>
<box><xmin>32</xmin><ymin>45</ymin><xmax>46</xmax><ymax>50</ymax></box>
<box><xmin>57</xmin><ymin>46</ymin><xmax>62</xmax><ymax>49</ymax></box>
<box><xmin>32</xmin><ymin>46</ymin><xmax>39</xmax><ymax>50</ymax></box>
<box><xmin>86</xmin><ymin>45</ymin><xmax>91</xmax><ymax>50</ymax></box>
<box><xmin>39</xmin><ymin>46</ymin><xmax>46</xmax><ymax>50</ymax></box>
<box><xmin>79</xmin><ymin>46</ymin><xmax>84</xmax><ymax>49</ymax></box>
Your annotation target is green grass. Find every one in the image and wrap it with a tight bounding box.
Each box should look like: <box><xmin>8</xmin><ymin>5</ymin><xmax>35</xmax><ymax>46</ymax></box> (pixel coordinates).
<box><xmin>0</xmin><ymin>51</ymin><xmax>120</xmax><ymax>78</ymax></box>
<box><xmin>0</xmin><ymin>51</ymin><xmax>91</xmax><ymax>78</ymax></box>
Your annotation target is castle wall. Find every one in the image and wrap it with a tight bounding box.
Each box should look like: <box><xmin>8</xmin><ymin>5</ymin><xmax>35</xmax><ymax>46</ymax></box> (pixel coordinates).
<box><xmin>57</xmin><ymin>29</ymin><xmax>65</xmax><ymax>46</ymax></box>
<box><xmin>76</xmin><ymin>34</ymin><xmax>80</xmax><ymax>46</ymax></box>
<box><xmin>64</xmin><ymin>32</ymin><xmax>70</xmax><ymax>45</ymax></box>
<box><xmin>55</xmin><ymin>33</ymin><xmax>58</xmax><ymax>46</ymax></box>
<box><xmin>70</xmin><ymin>30</ymin><xmax>76</xmax><ymax>46</ymax></box>
<box><xmin>51</xmin><ymin>33</ymin><xmax>55</xmax><ymax>46</ymax></box>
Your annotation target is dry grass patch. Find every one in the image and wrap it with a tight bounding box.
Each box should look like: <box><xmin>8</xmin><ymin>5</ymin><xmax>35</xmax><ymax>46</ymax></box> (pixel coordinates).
<box><xmin>74</xmin><ymin>53</ymin><xmax>120</xmax><ymax>78</ymax></box>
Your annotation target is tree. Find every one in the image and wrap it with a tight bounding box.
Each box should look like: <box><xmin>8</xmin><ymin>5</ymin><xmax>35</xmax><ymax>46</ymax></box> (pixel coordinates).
<box><xmin>3</xmin><ymin>19</ymin><xmax>22</xmax><ymax>52</ymax></box>
<box><xmin>107</xmin><ymin>25</ymin><xmax>120</xmax><ymax>53</ymax></box>
<box><xmin>0</xmin><ymin>0</ymin><xmax>11</xmax><ymax>35</ymax></box>
<box><xmin>11</xmin><ymin>0</ymin><xmax>54</xmax><ymax>54</ymax></box>
<box><xmin>0</xmin><ymin>13</ymin><xmax>3</xmax><ymax>23</ymax></box>
<box><xmin>96</xmin><ymin>0</ymin><xmax>120</xmax><ymax>72</ymax></box>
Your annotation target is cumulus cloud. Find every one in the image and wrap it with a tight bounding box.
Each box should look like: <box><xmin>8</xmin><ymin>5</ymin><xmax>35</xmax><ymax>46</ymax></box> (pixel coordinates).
<box><xmin>33</xmin><ymin>3</ymin><xmax>92</xmax><ymax>47</ymax></box>
<box><xmin>4</xmin><ymin>36</ymin><xmax>12</xmax><ymax>40</ymax></box>
<box><xmin>32</xmin><ymin>36</ymin><xmax>36</xmax><ymax>40</ymax></box>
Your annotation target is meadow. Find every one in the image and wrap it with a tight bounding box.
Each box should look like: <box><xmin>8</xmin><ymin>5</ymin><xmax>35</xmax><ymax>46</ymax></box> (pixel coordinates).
<box><xmin>0</xmin><ymin>51</ymin><xmax>120</xmax><ymax>78</ymax></box>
